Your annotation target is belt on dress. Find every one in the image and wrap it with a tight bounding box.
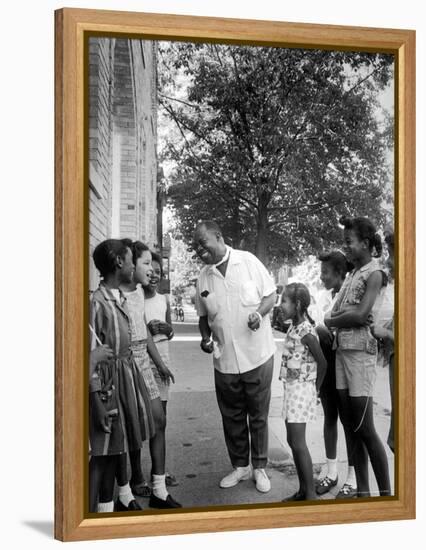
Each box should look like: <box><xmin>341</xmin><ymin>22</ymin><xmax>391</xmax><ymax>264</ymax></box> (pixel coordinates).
<box><xmin>130</xmin><ymin>340</ymin><xmax>148</xmax><ymax>353</ymax></box>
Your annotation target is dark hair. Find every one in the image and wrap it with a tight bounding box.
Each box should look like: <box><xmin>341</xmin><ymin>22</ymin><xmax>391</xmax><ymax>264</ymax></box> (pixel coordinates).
<box><xmin>318</xmin><ymin>250</ymin><xmax>352</xmax><ymax>277</ymax></box>
<box><xmin>284</xmin><ymin>282</ymin><xmax>315</xmax><ymax>325</ymax></box>
<box><xmin>195</xmin><ymin>220</ymin><xmax>223</xmax><ymax>236</ymax></box>
<box><xmin>131</xmin><ymin>240</ymin><xmax>150</xmax><ymax>266</ymax></box>
<box><xmin>339</xmin><ymin>216</ymin><xmax>383</xmax><ymax>257</ymax></box>
<box><xmin>383</xmin><ymin>227</ymin><xmax>394</xmax><ymax>281</ymax></box>
<box><xmin>121</xmin><ymin>238</ymin><xmax>132</xmax><ymax>247</ymax></box>
<box><xmin>93</xmin><ymin>239</ymin><xmax>131</xmax><ymax>278</ymax></box>
<box><xmin>383</xmin><ymin>227</ymin><xmax>394</xmax><ymax>251</ymax></box>
<box><xmin>151</xmin><ymin>251</ymin><xmax>164</xmax><ymax>277</ymax></box>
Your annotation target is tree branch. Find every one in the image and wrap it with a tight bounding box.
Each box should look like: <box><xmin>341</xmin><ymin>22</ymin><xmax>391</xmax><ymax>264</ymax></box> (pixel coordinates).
<box><xmin>159</xmin><ymin>99</ymin><xmax>215</xmax><ymax>149</ymax></box>
<box><xmin>158</xmin><ymin>92</ymin><xmax>202</xmax><ymax>110</ymax></box>
<box><xmin>267</xmin><ymin>198</ymin><xmax>346</xmax><ymax>227</ymax></box>
<box><xmin>344</xmin><ymin>65</ymin><xmax>383</xmax><ymax>97</ymax></box>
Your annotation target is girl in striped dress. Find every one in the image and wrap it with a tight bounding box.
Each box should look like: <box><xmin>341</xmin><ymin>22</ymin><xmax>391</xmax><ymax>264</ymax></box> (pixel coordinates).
<box><xmin>120</xmin><ymin>241</ymin><xmax>181</xmax><ymax>509</ymax></box>
<box><xmin>89</xmin><ymin>239</ymin><xmax>155</xmax><ymax>513</ymax></box>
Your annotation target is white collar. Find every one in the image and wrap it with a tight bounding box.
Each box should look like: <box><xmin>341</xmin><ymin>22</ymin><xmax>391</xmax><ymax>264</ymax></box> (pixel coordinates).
<box><xmin>214</xmin><ymin>246</ymin><xmax>231</xmax><ymax>268</ymax></box>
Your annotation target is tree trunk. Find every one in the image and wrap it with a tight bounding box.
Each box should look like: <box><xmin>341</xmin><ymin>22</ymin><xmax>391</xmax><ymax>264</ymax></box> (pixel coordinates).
<box><xmin>230</xmin><ymin>207</ymin><xmax>242</xmax><ymax>248</ymax></box>
<box><xmin>255</xmin><ymin>193</ymin><xmax>269</xmax><ymax>266</ymax></box>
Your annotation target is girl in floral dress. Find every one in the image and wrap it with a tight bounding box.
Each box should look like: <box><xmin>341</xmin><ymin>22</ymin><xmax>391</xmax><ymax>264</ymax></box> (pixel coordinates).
<box><xmin>279</xmin><ymin>283</ymin><xmax>327</xmax><ymax>501</ymax></box>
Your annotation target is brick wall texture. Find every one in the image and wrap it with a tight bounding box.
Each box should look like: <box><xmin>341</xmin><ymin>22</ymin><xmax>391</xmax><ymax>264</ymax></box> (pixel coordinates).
<box><xmin>88</xmin><ymin>38</ymin><xmax>158</xmax><ymax>290</ymax></box>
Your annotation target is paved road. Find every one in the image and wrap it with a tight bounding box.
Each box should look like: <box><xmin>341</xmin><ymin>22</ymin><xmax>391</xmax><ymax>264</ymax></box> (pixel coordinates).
<box><xmin>138</xmin><ymin>322</ymin><xmax>394</xmax><ymax>509</ymax></box>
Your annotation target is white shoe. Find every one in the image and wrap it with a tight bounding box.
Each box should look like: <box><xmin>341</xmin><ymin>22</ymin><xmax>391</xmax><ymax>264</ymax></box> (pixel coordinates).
<box><xmin>219</xmin><ymin>466</ymin><xmax>252</xmax><ymax>488</ymax></box>
<box><xmin>253</xmin><ymin>468</ymin><xmax>271</xmax><ymax>493</ymax></box>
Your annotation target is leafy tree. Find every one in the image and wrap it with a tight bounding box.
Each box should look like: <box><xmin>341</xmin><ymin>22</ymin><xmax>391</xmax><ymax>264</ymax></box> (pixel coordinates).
<box><xmin>158</xmin><ymin>42</ymin><xmax>393</xmax><ymax>269</ymax></box>
<box><xmin>168</xmin><ymin>235</ymin><xmax>200</xmax><ymax>297</ymax></box>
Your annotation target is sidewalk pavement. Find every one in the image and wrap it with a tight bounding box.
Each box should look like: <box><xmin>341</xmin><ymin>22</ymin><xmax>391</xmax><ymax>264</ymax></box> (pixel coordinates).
<box><xmin>138</xmin><ymin>331</ymin><xmax>394</xmax><ymax>509</ymax></box>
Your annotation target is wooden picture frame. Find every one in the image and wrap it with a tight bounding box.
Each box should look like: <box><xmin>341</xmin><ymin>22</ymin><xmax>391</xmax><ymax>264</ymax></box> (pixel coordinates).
<box><xmin>55</xmin><ymin>7</ymin><xmax>415</xmax><ymax>542</ymax></box>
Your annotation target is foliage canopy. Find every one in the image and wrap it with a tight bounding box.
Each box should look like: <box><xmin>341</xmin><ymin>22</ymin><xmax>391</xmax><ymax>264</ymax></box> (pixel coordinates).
<box><xmin>158</xmin><ymin>42</ymin><xmax>393</xmax><ymax>269</ymax></box>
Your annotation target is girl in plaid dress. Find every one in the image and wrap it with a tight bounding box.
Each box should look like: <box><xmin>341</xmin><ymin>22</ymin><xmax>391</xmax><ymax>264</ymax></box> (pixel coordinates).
<box><xmin>279</xmin><ymin>283</ymin><xmax>327</xmax><ymax>501</ymax></box>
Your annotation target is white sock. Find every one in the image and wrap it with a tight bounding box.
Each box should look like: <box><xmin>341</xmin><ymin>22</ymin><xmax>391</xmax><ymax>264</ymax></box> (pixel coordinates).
<box><xmin>118</xmin><ymin>483</ymin><xmax>134</xmax><ymax>506</ymax></box>
<box><xmin>97</xmin><ymin>500</ymin><xmax>114</xmax><ymax>513</ymax></box>
<box><xmin>152</xmin><ymin>474</ymin><xmax>168</xmax><ymax>500</ymax></box>
<box><xmin>346</xmin><ymin>466</ymin><xmax>357</xmax><ymax>487</ymax></box>
<box><xmin>326</xmin><ymin>458</ymin><xmax>338</xmax><ymax>480</ymax></box>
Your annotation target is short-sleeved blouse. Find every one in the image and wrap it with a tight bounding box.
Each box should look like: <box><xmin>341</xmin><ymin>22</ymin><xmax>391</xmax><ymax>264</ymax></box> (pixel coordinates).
<box><xmin>333</xmin><ymin>259</ymin><xmax>386</xmax><ymax>327</ymax></box>
<box><xmin>122</xmin><ymin>285</ymin><xmax>148</xmax><ymax>342</ymax></box>
<box><xmin>280</xmin><ymin>320</ymin><xmax>318</xmax><ymax>383</ymax></box>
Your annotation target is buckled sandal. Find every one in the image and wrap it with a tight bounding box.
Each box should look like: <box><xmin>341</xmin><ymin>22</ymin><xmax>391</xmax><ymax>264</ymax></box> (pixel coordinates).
<box><xmin>315</xmin><ymin>475</ymin><xmax>338</xmax><ymax>495</ymax></box>
<box><xmin>336</xmin><ymin>483</ymin><xmax>358</xmax><ymax>499</ymax></box>
<box><xmin>131</xmin><ymin>481</ymin><xmax>152</xmax><ymax>498</ymax></box>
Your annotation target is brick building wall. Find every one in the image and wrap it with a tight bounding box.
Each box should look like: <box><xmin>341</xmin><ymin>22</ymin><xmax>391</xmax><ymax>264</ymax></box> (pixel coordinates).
<box><xmin>88</xmin><ymin>38</ymin><xmax>158</xmax><ymax>290</ymax></box>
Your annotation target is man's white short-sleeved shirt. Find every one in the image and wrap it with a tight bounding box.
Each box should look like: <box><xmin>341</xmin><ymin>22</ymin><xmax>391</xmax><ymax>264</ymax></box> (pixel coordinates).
<box><xmin>195</xmin><ymin>247</ymin><xmax>276</xmax><ymax>374</ymax></box>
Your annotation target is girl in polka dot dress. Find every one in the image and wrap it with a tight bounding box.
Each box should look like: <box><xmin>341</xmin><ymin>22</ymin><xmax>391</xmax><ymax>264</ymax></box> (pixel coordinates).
<box><xmin>279</xmin><ymin>283</ymin><xmax>327</xmax><ymax>501</ymax></box>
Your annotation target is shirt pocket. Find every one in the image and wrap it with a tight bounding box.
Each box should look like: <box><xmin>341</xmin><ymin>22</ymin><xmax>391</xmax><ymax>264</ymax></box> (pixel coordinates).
<box><xmin>239</xmin><ymin>280</ymin><xmax>260</xmax><ymax>307</ymax></box>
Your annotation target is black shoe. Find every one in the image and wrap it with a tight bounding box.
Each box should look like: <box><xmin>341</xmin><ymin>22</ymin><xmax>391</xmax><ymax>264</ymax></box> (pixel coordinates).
<box><xmin>115</xmin><ymin>498</ymin><xmax>143</xmax><ymax>512</ymax></box>
<box><xmin>282</xmin><ymin>491</ymin><xmax>306</xmax><ymax>502</ymax></box>
<box><xmin>315</xmin><ymin>475</ymin><xmax>338</xmax><ymax>495</ymax></box>
<box><xmin>149</xmin><ymin>493</ymin><xmax>182</xmax><ymax>509</ymax></box>
<box><xmin>336</xmin><ymin>483</ymin><xmax>358</xmax><ymax>499</ymax></box>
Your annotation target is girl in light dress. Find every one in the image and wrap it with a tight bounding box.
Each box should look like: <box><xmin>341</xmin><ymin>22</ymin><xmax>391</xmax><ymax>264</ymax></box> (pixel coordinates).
<box><xmin>279</xmin><ymin>283</ymin><xmax>327</xmax><ymax>501</ymax></box>
<box><xmin>120</xmin><ymin>241</ymin><xmax>181</xmax><ymax>509</ymax></box>
<box><xmin>371</xmin><ymin>228</ymin><xmax>395</xmax><ymax>453</ymax></box>
<box><xmin>143</xmin><ymin>252</ymin><xmax>178</xmax><ymax>488</ymax></box>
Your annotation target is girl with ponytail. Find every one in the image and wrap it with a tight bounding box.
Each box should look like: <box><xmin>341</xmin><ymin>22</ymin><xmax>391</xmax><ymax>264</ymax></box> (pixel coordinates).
<box><xmin>279</xmin><ymin>283</ymin><xmax>327</xmax><ymax>501</ymax></box>
<box><xmin>324</xmin><ymin>216</ymin><xmax>391</xmax><ymax>497</ymax></box>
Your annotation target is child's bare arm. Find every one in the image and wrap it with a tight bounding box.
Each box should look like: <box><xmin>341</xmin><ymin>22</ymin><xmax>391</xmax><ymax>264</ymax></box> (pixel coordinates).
<box><xmin>164</xmin><ymin>297</ymin><xmax>174</xmax><ymax>339</ymax></box>
<box><xmin>90</xmin><ymin>345</ymin><xmax>114</xmax><ymax>378</ymax></box>
<box><xmin>332</xmin><ymin>303</ymin><xmax>357</xmax><ymax>315</ymax></box>
<box><xmin>165</xmin><ymin>295</ymin><xmax>172</xmax><ymax>326</ymax></box>
<box><xmin>326</xmin><ymin>272</ymin><xmax>383</xmax><ymax>329</ymax></box>
<box><xmin>301</xmin><ymin>333</ymin><xmax>327</xmax><ymax>392</ymax></box>
<box><xmin>371</xmin><ymin>324</ymin><xmax>394</xmax><ymax>343</ymax></box>
<box><xmin>90</xmin><ymin>392</ymin><xmax>112</xmax><ymax>433</ymax></box>
<box><xmin>147</xmin><ymin>331</ymin><xmax>175</xmax><ymax>383</ymax></box>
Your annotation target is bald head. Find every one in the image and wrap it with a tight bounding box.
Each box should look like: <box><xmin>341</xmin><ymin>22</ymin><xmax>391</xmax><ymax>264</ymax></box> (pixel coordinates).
<box><xmin>195</xmin><ymin>220</ymin><xmax>222</xmax><ymax>236</ymax></box>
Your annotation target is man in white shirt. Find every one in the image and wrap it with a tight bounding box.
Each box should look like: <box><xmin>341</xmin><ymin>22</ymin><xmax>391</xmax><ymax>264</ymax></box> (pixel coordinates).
<box><xmin>193</xmin><ymin>221</ymin><xmax>276</xmax><ymax>493</ymax></box>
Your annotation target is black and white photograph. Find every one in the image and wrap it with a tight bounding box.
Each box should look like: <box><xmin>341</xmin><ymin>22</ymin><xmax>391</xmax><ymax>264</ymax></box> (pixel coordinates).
<box><xmin>88</xmin><ymin>36</ymin><xmax>395</xmax><ymax>513</ymax></box>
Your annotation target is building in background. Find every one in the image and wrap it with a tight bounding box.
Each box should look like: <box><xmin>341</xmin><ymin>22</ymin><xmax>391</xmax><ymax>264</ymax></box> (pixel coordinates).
<box><xmin>88</xmin><ymin>37</ymin><xmax>159</xmax><ymax>290</ymax></box>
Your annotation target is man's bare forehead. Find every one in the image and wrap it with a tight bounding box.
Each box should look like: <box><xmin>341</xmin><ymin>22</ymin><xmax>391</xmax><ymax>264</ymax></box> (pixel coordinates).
<box><xmin>194</xmin><ymin>226</ymin><xmax>215</xmax><ymax>239</ymax></box>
